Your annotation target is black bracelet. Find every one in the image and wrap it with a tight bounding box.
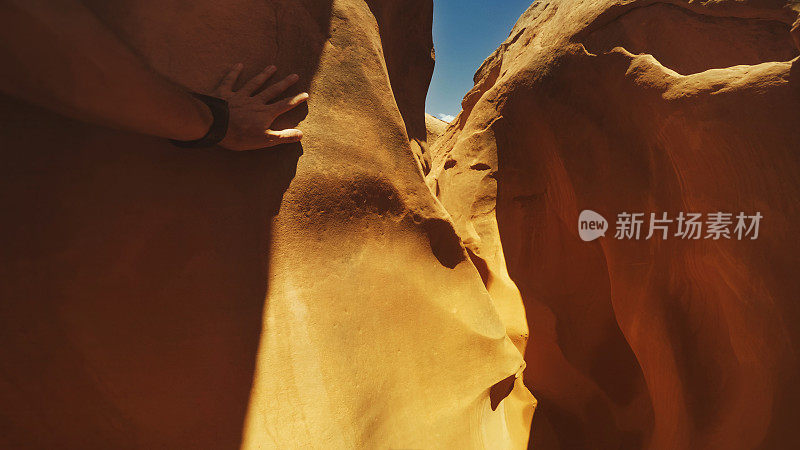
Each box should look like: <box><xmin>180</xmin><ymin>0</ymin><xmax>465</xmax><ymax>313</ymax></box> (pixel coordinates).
<box><xmin>169</xmin><ymin>93</ymin><xmax>229</xmax><ymax>148</ymax></box>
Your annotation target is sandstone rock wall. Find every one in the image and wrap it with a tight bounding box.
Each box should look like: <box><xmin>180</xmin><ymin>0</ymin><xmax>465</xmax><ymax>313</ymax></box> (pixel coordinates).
<box><xmin>0</xmin><ymin>0</ymin><xmax>533</xmax><ymax>448</ymax></box>
<box><xmin>428</xmin><ymin>0</ymin><xmax>800</xmax><ymax>448</ymax></box>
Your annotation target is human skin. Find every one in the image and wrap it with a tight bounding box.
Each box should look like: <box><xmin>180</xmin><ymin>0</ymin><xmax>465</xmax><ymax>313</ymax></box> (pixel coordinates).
<box><xmin>0</xmin><ymin>0</ymin><xmax>308</xmax><ymax>149</ymax></box>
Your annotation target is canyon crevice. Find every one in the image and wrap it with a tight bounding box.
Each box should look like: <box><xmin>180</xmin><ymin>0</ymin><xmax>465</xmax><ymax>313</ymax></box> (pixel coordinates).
<box><xmin>1</xmin><ymin>0</ymin><xmax>799</xmax><ymax>448</ymax></box>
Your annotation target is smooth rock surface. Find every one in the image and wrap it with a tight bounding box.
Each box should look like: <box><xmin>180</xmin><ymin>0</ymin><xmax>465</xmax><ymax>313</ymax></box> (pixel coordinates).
<box><xmin>429</xmin><ymin>0</ymin><xmax>800</xmax><ymax>448</ymax></box>
<box><xmin>0</xmin><ymin>0</ymin><xmax>534</xmax><ymax>448</ymax></box>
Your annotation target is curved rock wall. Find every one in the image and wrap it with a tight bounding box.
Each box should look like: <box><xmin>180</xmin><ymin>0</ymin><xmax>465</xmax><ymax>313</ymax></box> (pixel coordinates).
<box><xmin>0</xmin><ymin>0</ymin><xmax>534</xmax><ymax>448</ymax></box>
<box><xmin>429</xmin><ymin>0</ymin><xmax>800</xmax><ymax>448</ymax></box>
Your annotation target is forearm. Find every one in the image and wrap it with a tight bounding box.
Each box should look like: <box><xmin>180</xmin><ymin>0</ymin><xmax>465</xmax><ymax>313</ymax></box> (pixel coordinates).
<box><xmin>0</xmin><ymin>0</ymin><xmax>211</xmax><ymax>140</ymax></box>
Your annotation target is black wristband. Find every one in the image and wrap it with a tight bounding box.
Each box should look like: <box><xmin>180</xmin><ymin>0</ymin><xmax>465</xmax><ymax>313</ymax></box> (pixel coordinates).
<box><xmin>169</xmin><ymin>93</ymin><xmax>229</xmax><ymax>148</ymax></box>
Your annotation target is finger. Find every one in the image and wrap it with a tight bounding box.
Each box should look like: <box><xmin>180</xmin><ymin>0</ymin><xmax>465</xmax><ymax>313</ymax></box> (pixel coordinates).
<box><xmin>257</xmin><ymin>73</ymin><xmax>300</xmax><ymax>101</ymax></box>
<box><xmin>265</xmin><ymin>129</ymin><xmax>303</xmax><ymax>146</ymax></box>
<box><xmin>267</xmin><ymin>92</ymin><xmax>309</xmax><ymax>116</ymax></box>
<box><xmin>216</xmin><ymin>63</ymin><xmax>243</xmax><ymax>95</ymax></box>
<box><xmin>792</xmin><ymin>18</ymin><xmax>800</xmax><ymax>51</ymax></box>
<box><xmin>241</xmin><ymin>65</ymin><xmax>277</xmax><ymax>96</ymax></box>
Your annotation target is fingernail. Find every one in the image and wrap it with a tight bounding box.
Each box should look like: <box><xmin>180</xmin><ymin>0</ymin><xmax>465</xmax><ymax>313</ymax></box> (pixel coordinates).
<box><xmin>300</xmin><ymin>92</ymin><xmax>309</xmax><ymax>99</ymax></box>
<box><xmin>290</xmin><ymin>73</ymin><xmax>299</xmax><ymax>81</ymax></box>
<box><xmin>267</xmin><ymin>65</ymin><xmax>276</xmax><ymax>71</ymax></box>
<box><xmin>235</xmin><ymin>63</ymin><xmax>243</xmax><ymax>69</ymax></box>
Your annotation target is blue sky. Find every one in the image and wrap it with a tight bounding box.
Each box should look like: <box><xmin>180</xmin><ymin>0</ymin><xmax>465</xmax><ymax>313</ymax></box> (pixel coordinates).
<box><xmin>426</xmin><ymin>0</ymin><xmax>533</xmax><ymax>122</ymax></box>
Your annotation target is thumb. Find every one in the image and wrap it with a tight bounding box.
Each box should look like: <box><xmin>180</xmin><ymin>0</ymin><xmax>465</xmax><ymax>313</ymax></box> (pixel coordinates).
<box><xmin>265</xmin><ymin>129</ymin><xmax>303</xmax><ymax>147</ymax></box>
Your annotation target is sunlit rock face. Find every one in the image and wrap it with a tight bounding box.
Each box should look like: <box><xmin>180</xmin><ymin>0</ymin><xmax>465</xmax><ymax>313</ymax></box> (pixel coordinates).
<box><xmin>0</xmin><ymin>0</ymin><xmax>534</xmax><ymax>448</ymax></box>
<box><xmin>429</xmin><ymin>0</ymin><xmax>800</xmax><ymax>448</ymax></box>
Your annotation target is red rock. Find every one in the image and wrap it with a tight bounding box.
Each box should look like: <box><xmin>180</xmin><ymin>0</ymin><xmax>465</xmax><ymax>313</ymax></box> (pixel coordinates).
<box><xmin>429</xmin><ymin>0</ymin><xmax>800</xmax><ymax>448</ymax></box>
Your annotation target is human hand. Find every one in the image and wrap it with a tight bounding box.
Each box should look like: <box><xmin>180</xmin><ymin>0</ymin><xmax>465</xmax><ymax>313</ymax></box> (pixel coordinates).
<box><xmin>212</xmin><ymin>63</ymin><xmax>309</xmax><ymax>151</ymax></box>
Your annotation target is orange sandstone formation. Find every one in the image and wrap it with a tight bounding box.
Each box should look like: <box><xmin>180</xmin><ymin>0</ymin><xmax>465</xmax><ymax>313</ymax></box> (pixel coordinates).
<box><xmin>426</xmin><ymin>113</ymin><xmax>449</xmax><ymax>145</ymax></box>
<box><xmin>429</xmin><ymin>0</ymin><xmax>800</xmax><ymax>448</ymax></box>
<box><xmin>0</xmin><ymin>0</ymin><xmax>533</xmax><ymax>448</ymax></box>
